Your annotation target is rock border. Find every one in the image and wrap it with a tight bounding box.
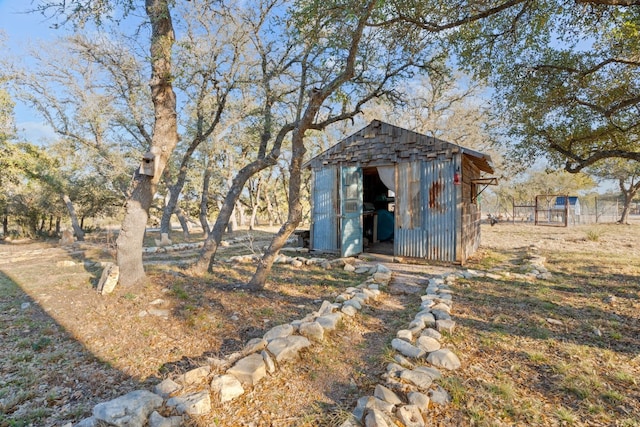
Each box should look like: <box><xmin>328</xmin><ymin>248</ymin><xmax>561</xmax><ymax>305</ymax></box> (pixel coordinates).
<box><xmin>339</xmin><ymin>273</ymin><xmax>461</xmax><ymax>427</ymax></box>
<box><xmin>70</xmin><ymin>261</ymin><xmax>393</xmax><ymax>427</ymax></box>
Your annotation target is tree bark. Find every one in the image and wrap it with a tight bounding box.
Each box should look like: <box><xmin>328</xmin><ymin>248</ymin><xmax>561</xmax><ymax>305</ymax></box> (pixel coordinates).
<box><xmin>62</xmin><ymin>194</ymin><xmax>85</xmax><ymax>241</ymax></box>
<box><xmin>2</xmin><ymin>214</ymin><xmax>7</xmax><ymax>236</ymax></box>
<box><xmin>618</xmin><ymin>178</ymin><xmax>640</xmax><ymax>224</ymax></box>
<box><xmin>248</xmin><ymin>135</ymin><xmax>305</xmax><ymax>289</ymax></box>
<box><xmin>199</xmin><ymin>155</ymin><xmax>213</xmax><ymax>238</ymax></box>
<box><xmin>249</xmin><ymin>176</ymin><xmax>262</xmax><ymax>230</ymax></box>
<box><xmin>175</xmin><ymin>205</ymin><xmax>190</xmax><ymax>237</ymax></box>
<box><xmin>159</xmin><ymin>137</ymin><xmax>204</xmax><ymax>237</ymax></box>
<box><xmin>116</xmin><ymin>0</ymin><xmax>178</xmax><ymax>287</ymax></box>
<box><xmin>193</xmin><ymin>156</ymin><xmax>279</xmax><ymax>273</ymax></box>
<box><xmin>247</xmin><ymin>0</ymin><xmax>376</xmax><ymax>290</ymax></box>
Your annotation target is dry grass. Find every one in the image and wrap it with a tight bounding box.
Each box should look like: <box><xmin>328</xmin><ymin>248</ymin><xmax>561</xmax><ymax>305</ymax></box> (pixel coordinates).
<box><xmin>1</xmin><ymin>222</ymin><xmax>639</xmax><ymax>426</ymax></box>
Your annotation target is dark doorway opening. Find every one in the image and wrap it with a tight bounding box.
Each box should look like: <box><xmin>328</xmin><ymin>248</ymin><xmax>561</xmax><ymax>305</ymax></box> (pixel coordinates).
<box><xmin>362</xmin><ymin>166</ymin><xmax>394</xmax><ymax>255</ymax></box>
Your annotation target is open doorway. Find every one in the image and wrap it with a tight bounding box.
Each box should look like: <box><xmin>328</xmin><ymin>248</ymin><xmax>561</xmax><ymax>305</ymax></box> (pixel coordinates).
<box><xmin>362</xmin><ymin>166</ymin><xmax>395</xmax><ymax>255</ymax></box>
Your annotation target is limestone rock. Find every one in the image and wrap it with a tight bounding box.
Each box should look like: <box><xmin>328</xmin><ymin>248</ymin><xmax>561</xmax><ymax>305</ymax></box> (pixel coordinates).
<box><xmin>374</xmin><ymin>384</ymin><xmax>402</xmax><ymax>405</ymax></box>
<box><xmin>396</xmin><ymin>405</ymin><xmax>425</xmax><ymax>427</ymax></box>
<box><xmin>243</xmin><ymin>337</ymin><xmax>267</xmax><ymax>354</ymax></box>
<box><xmin>97</xmin><ymin>263</ymin><xmax>120</xmax><ymax>295</ymax></box>
<box><xmin>416</xmin><ymin>336</ymin><xmax>441</xmax><ymax>353</ymax></box>
<box><xmin>364</xmin><ymin>408</ymin><xmax>391</xmax><ymax>427</ymax></box>
<box><xmin>407</xmin><ymin>391</ymin><xmax>430</xmax><ymax>413</ymax></box>
<box><xmin>227</xmin><ymin>353</ymin><xmax>266</xmax><ymax>386</ymax></box>
<box><xmin>426</xmin><ymin>348</ymin><xmax>461</xmax><ymax>370</ymax></box>
<box><xmin>435</xmin><ymin>319</ymin><xmax>456</xmax><ymax>333</ymax></box>
<box><xmin>263</xmin><ymin>323</ymin><xmax>294</xmax><ymax>342</ymax></box>
<box><xmin>414</xmin><ymin>310</ymin><xmax>436</xmax><ymax>327</ymax></box>
<box><xmin>316</xmin><ymin>312</ymin><xmax>342</xmax><ymax>331</ymax></box>
<box><xmin>317</xmin><ymin>300</ymin><xmax>336</xmax><ymax>316</ymax></box>
<box><xmin>413</xmin><ymin>365</ymin><xmax>442</xmax><ymax>380</ymax></box>
<box><xmin>391</xmin><ymin>338</ymin><xmax>425</xmax><ymax>359</ymax></box>
<box><xmin>396</xmin><ymin>329</ymin><xmax>413</xmax><ymax>341</ymax></box>
<box><xmin>262</xmin><ymin>350</ymin><xmax>276</xmax><ymax>374</ymax></box>
<box><xmin>211</xmin><ymin>374</ymin><xmax>244</xmax><ymax>403</ymax></box>
<box><xmin>148</xmin><ymin>411</ymin><xmax>182</xmax><ymax>427</ymax></box>
<box><xmin>344</xmin><ymin>298</ymin><xmax>362</xmax><ymax>310</ymax></box>
<box><xmin>167</xmin><ymin>391</ymin><xmax>211</xmax><ymax>415</ymax></box>
<box><xmin>429</xmin><ymin>385</ymin><xmax>451</xmax><ymax>405</ymax></box>
<box><xmin>399</xmin><ymin>369</ymin><xmax>433</xmax><ymax>390</ymax></box>
<box><xmin>178</xmin><ymin>366</ymin><xmax>210</xmax><ymax>385</ymax></box>
<box><xmin>74</xmin><ymin>417</ymin><xmax>97</xmax><ymax>427</ymax></box>
<box><xmin>154</xmin><ymin>378</ymin><xmax>181</xmax><ymax>398</ymax></box>
<box><xmin>92</xmin><ymin>390</ymin><xmax>162</xmax><ymax>427</ymax></box>
<box><xmin>341</xmin><ymin>304</ymin><xmax>358</xmax><ymax>316</ymax></box>
<box><xmin>266</xmin><ymin>335</ymin><xmax>311</xmax><ymax>363</ymax></box>
<box><xmin>299</xmin><ymin>321</ymin><xmax>324</xmax><ymax>342</ymax></box>
<box><xmin>420</xmin><ymin>328</ymin><xmax>442</xmax><ymax>341</ymax></box>
<box><xmin>56</xmin><ymin>260</ymin><xmax>76</xmax><ymax>267</ymax></box>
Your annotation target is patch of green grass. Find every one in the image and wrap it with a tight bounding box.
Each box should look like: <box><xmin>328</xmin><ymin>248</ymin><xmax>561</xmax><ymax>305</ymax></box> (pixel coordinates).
<box><xmin>31</xmin><ymin>337</ymin><xmax>52</xmax><ymax>352</ymax></box>
<box><xmin>439</xmin><ymin>376</ymin><xmax>466</xmax><ymax>405</ymax></box>
<box><xmin>171</xmin><ymin>284</ymin><xmax>190</xmax><ymax>300</ymax></box>
<box><xmin>601</xmin><ymin>389</ymin><xmax>625</xmax><ymax>404</ymax></box>
<box><xmin>488</xmin><ymin>380</ymin><xmax>515</xmax><ymax>400</ymax></box>
<box><xmin>122</xmin><ymin>292</ymin><xmax>136</xmax><ymax>300</ymax></box>
<box><xmin>556</xmin><ymin>407</ymin><xmax>578</xmax><ymax>425</ymax></box>
<box><xmin>526</xmin><ymin>351</ymin><xmax>547</xmax><ymax>363</ymax></box>
<box><xmin>586</xmin><ymin>228</ymin><xmax>602</xmax><ymax>242</ymax></box>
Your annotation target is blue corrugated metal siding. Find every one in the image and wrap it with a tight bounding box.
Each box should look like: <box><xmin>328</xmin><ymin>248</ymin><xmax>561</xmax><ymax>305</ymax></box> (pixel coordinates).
<box><xmin>312</xmin><ymin>167</ymin><xmax>338</xmax><ymax>251</ymax></box>
<box><xmin>394</xmin><ymin>160</ymin><xmax>457</xmax><ymax>261</ymax></box>
<box><xmin>340</xmin><ymin>166</ymin><xmax>363</xmax><ymax>257</ymax></box>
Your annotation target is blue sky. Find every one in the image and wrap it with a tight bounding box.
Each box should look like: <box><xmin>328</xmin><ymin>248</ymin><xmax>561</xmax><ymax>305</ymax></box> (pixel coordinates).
<box><xmin>1</xmin><ymin>0</ymin><xmax>67</xmax><ymax>142</ymax></box>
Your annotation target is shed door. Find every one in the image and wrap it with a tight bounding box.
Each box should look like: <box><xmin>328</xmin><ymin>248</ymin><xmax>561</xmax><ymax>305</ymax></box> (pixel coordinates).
<box><xmin>423</xmin><ymin>159</ymin><xmax>457</xmax><ymax>261</ymax></box>
<box><xmin>312</xmin><ymin>167</ymin><xmax>338</xmax><ymax>251</ymax></box>
<box><xmin>340</xmin><ymin>166</ymin><xmax>363</xmax><ymax>257</ymax></box>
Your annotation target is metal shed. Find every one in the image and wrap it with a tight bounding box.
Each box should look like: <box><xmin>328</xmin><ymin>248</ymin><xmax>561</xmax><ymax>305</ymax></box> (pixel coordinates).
<box><xmin>304</xmin><ymin>120</ymin><xmax>496</xmax><ymax>263</ymax></box>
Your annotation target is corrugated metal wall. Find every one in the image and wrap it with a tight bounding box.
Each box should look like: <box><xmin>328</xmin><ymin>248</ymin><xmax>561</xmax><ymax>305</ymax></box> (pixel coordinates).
<box><xmin>395</xmin><ymin>159</ymin><xmax>458</xmax><ymax>261</ymax></box>
<box><xmin>311</xmin><ymin>167</ymin><xmax>338</xmax><ymax>252</ymax></box>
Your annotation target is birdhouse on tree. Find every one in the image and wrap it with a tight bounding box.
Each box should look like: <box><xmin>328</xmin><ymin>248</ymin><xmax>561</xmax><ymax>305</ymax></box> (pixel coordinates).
<box><xmin>139</xmin><ymin>147</ymin><xmax>161</xmax><ymax>177</ymax></box>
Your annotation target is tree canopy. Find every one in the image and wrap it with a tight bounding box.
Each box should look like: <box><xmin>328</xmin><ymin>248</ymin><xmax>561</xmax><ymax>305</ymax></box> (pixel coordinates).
<box><xmin>455</xmin><ymin>1</ymin><xmax>640</xmax><ymax>172</ymax></box>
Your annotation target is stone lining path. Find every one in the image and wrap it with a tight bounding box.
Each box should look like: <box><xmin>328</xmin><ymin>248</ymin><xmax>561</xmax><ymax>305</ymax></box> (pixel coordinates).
<box><xmin>67</xmin><ymin>241</ymin><xmax>551</xmax><ymax>427</ymax></box>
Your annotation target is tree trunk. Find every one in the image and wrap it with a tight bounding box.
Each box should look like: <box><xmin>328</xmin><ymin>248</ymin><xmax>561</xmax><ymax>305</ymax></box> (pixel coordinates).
<box><xmin>3</xmin><ymin>214</ymin><xmax>8</xmax><ymax>236</ymax></box>
<box><xmin>159</xmin><ymin>138</ymin><xmax>203</xmax><ymax>237</ymax></box>
<box><xmin>249</xmin><ymin>177</ymin><xmax>262</xmax><ymax>230</ymax></box>
<box><xmin>193</xmin><ymin>157</ymin><xmax>278</xmax><ymax>273</ymax></box>
<box><xmin>618</xmin><ymin>178</ymin><xmax>640</xmax><ymax>225</ymax></box>
<box><xmin>116</xmin><ymin>0</ymin><xmax>178</xmax><ymax>287</ymax></box>
<box><xmin>55</xmin><ymin>217</ymin><xmax>61</xmax><ymax>234</ymax></box>
<box><xmin>175</xmin><ymin>205</ymin><xmax>190</xmax><ymax>237</ymax></box>
<box><xmin>199</xmin><ymin>156</ymin><xmax>213</xmax><ymax>238</ymax></box>
<box><xmin>117</xmin><ymin>177</ymin><xmax>154</xmax><ymax>286</ymax></box>
<box><xmin>62</xmin><ymin>194</ymin><xmax>85</xmax><ymax>241</ymax></box>
<box><xmin>248</xmin><ymin>136</ymin><xmax>306</xmax><ymax>289</ymax></box>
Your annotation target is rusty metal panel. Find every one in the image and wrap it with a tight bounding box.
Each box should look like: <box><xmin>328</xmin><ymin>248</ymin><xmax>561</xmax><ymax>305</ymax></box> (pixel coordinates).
<box><xmin>423</xmin><ymin>159</ymin><xmax>457</xmax><ymax>261</ymax></box>
<box><xmin>311</xmin><ymin>166</ymin><xmax>338</xmax><ymax>252</ymax></box>
<box><xmin>394</xmin><ymin>159</ymin><xmax>457</xmax><ymax>261</ymax></box>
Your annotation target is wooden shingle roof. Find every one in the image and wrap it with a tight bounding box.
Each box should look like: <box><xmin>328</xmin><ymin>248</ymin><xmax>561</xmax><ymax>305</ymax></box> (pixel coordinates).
<box><xmin>305</xmin><ymin>120</ymin><xmax>494</xmax><ymax>173</ymax></box>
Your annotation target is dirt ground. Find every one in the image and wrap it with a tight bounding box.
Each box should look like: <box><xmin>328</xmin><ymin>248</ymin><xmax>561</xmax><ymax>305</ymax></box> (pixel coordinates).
<box><xmin>0</xmin><ymin>221</ymin><xmax>639</xmax><ymax>426</ymax></box>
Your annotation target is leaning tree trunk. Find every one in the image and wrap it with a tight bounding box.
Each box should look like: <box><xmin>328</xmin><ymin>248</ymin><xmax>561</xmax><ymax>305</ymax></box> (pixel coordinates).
<box><xmin>62</xmin><ymin>194</ymin><xmax>85</xmax><ymax>241</ymax></box>
<box><xmin>247</xmin><ymin>135</ymin><xmax>306</xmax><ymax>289</ymax></box>
<box><xmin>175</xmin><ymin>206</ymin><xmax>190</xmax><ymax>237</ymax></box>
<box><xmin>116</xmin><ymin>0</ymin><xmax>178</xmax><ymax>287</ymax></box>
<box><xmin>617</xmin><ymin>178</ymin><xmax>640</xmax><ymax>225</ymax></box>
<box><xmin>199</xmin><ymin>156</ymin><xmax>213</xmax><ymax>238</ymax></box>
<box><xmin>193</xmin><ymin>157</ymin><xmax>278</xmax><ymax>273</ymax></box>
